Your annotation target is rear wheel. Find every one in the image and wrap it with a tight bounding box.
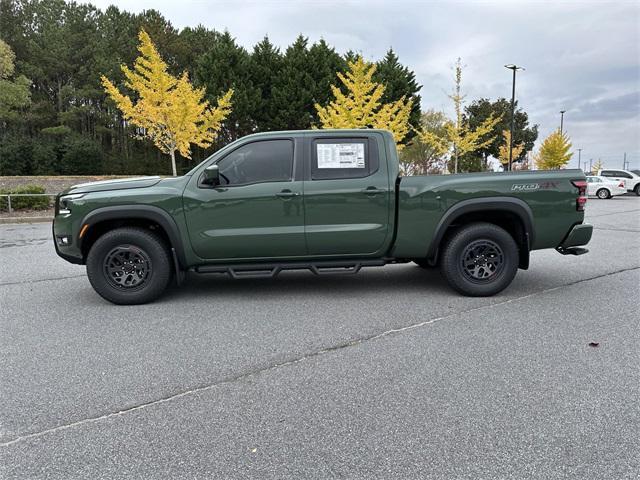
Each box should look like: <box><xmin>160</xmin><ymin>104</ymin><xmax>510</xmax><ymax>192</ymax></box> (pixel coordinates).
<box><xmin>440</xmin><ymin>222</ymin><xmax>519</xmax><ymax>297</ymax></box>
<box><xmin>596</xmin><ymin>188</ymin><xmax>610</xmax><ymax>199</ymax></box>
<box><xmin>634</xmin><ymin>184</ymin><xmax>640</xmax><ymax>196</ymax></box>
<box><xmin>86</xmin><ymin>227</ymin><xmax>172</xmax><ymax>305</ymax></box>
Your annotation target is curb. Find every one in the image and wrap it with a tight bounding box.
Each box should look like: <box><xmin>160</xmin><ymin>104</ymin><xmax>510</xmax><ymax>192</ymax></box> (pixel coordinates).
<box><xmin>0</xmin><ymin>216</ymin><xmax>52</xmax><ymax>225</ymax></box>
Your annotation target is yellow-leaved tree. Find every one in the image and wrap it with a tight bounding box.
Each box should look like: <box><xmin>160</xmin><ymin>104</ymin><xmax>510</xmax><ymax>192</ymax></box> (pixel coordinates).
<box><xmin>415</xmin><ymin>59</ymin><xmax>500</xmax><ymax>173</ymax></box>
<box><xmin>315</xmin><ymin>56</ymin><xmax>413</xmax><ymax>149</ymax></box>
<box><xmin>498</xmin><ymin>129</ymin><xmax>524</xmax><ymax>166</ymax></box>
<box><xmin>592</xmin><ymin>159</ymin><xmax>604</xmax><ymax>174</ymax></box>
<box><xmin>535</xmin><ymin>130</ymin><xmax>573</xmax><ymax>170</ymax></box>
<box><xmin>101</xmin><ymin>30</ymin><xmax>233</xmax><ymax>176</ymax></box>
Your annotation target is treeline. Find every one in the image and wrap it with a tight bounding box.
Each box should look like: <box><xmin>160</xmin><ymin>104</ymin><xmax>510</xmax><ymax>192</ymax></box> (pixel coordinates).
<box><xmin>0</xmin><ymin>0</ymin><xmax>421</xmax><ymax>175</ymax></box>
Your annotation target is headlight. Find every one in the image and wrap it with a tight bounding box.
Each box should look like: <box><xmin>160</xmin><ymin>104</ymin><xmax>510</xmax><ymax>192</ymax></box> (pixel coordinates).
<box><xmin>58</xmin><ymin>193</ymin><xmax>85</xmax><ymax>214</ymax></box>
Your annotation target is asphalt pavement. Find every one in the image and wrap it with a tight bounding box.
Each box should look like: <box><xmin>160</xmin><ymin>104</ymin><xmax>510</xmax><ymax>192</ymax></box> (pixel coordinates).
<box><xmin>1</xmin><ymin>195</ymin><xmax>639</xmax><ymax>479</ymax></box>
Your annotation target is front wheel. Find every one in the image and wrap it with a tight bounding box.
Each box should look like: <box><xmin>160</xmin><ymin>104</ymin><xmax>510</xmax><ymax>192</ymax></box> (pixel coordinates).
<box><xmin>440</xmin><ymin>222</ymin><xmax>519</xmax><ymax>297</ymax></box>
<box><xmin>596</xmin><ymin>188</ymin><xmax>610</xmax><ymax>199</ymax></box>
<box><xmin>86</xmin><ymin>227</ymin><xmax>172</xmax><ymax>305</ymax></box>
<box><xmin>634</xmin><ymin>184</ymin><xmax>640</xmax><ymax>196</ymax></box>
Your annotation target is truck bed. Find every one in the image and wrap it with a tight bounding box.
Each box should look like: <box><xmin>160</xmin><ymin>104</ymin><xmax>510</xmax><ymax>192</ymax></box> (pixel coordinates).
<box><xmin>392</xmin><ymin>169</ymin><xmax>586</xmax><ymax>258</ymax></box>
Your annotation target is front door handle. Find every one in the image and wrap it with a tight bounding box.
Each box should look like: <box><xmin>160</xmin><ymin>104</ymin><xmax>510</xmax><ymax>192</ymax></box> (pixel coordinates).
<box><xmin>276</xmin><ymin>189</ymin><xmax>300</xmax><ymax>199</ymax></box>
<box><xmin>361</xmin><ymin>187</ymin><xmax>386</xmax><ymax>195</ymax></box>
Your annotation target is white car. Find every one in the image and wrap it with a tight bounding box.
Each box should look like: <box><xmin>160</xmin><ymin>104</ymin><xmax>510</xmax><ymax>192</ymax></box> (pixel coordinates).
<box><xmin>586</xmin><ymin>175</ymin><xmax>627</xmax><ymax>199</ymax></box>
<box><xmin>597</xmin><ymin>169</ymin><xmax>640</xmax><ymax>195</ymax></box>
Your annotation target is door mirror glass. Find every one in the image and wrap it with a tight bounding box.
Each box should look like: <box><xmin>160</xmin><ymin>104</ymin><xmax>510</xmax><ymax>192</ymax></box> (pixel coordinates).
<box><xmin>202</xmin><ymin>164</ymin><xmax>220</xmax><ymax>186</ymax></box>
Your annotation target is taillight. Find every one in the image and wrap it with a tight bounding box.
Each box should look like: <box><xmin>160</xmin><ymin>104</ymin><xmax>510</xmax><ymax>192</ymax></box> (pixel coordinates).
<box><xmin>571</xmin><ymin>180</ymin><xmax>587</xmax><ymax>212</ymax></box>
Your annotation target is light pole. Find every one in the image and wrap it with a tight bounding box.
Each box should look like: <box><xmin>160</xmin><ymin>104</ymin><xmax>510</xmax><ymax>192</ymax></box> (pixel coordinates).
<box><xmin>577</xmin><ymin>148</ymin><xmax>582</xmax><ymax>169</ymax></box>
<box><xmin>505</xmin><ymin>64</ymin><xmax>524</xmax><ymax>172</ymax></box>
<box><xmin>560</xmin><ymin>110</ymin><xmax>566</xmax><ymax>135</ymax></box>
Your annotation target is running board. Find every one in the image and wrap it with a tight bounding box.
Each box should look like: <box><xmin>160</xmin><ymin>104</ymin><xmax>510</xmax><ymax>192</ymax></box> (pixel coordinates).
<box><xmin>193</xmin><ymin>259</ymin><xmax>387</xmax><ymax>279</ymax></box>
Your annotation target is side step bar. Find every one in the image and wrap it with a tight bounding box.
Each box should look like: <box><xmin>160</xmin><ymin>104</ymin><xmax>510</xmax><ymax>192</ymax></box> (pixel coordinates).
<box><xmin>193</xmin><ymin>259</ymin><xmax>388</xmax><ymax>279</ymax></box>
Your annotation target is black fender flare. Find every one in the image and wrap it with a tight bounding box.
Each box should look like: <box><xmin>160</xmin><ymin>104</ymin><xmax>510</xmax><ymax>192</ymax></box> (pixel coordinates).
<box><xmin>78</xmin><ymin>205</ymin><xmax>187</xmax><ymax>267</ymax></box>
<box><xmin>427</xmin><ymin>197</ymin><xmax>535</xmax><ymax>266</ymax></box>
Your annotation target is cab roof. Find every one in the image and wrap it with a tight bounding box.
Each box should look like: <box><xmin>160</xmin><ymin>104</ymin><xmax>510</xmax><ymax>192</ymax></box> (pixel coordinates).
<box><xmin>239</xmin><ymin>129</ymin><xmax>393</xmax><ymax>139</ymax></box>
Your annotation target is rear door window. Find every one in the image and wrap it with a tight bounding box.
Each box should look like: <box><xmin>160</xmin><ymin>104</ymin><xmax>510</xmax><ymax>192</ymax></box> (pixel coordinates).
<box><xmin>311</xmin><ymin>138</ymin><xmax>378</xmax><ymax>180</ymax></box>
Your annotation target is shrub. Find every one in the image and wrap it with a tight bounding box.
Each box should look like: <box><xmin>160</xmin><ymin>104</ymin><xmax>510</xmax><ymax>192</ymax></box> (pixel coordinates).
<box><xmin>0</xmin><ymin>136</ymin><xmax>57</xmax><ymax>175</ymax></box>
<box><xmin>0</xmin><ymin>136</ymin><xmax>35</xmax><ymax>175</ymax></box>
<box><xmin>0</xmin><ymin>134</ymin><xmax>104</xmax><ymax>176</ymax></box>
<box><xmin>0</xmin><ymin>185</ymin><xmax>51</xmax><ymax>211</ymax></box>
<box><xmin>59</xmin><ymin>136</ymin><xmax>104</xmax><ymax>175</ymax></box>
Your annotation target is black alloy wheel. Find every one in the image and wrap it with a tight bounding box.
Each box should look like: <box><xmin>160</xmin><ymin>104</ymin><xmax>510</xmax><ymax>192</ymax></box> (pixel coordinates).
<box><xmin>460</xmin><ymin>240</ymin><xmax>505</xmax><ymax>283</ymax></box>
<box><xmin>103</xmin><ymin>245</ymin><xmax>152</xmax><ymax>290</ymax></box>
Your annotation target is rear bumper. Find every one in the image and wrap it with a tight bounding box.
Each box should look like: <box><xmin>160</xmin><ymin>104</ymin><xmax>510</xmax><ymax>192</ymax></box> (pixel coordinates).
<box><xmin>556</xmin><ymin>223</ymin><xmax>593</xmax><ymax>255</ymax></box>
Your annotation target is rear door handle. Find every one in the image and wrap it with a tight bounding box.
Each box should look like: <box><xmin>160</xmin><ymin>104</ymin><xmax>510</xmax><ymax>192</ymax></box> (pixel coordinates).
<box><xmin>276</xmin><ymin>190</ymin><xmax>300</xmax><ymax>199</ymax></box>
<box><xmin>361</xmin><ymin>187</ymin><xmax>386</xmax><ymax>195</ymax></box>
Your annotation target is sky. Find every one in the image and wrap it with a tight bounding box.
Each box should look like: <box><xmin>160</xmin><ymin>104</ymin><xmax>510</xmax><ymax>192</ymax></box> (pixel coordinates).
<box><xmin>89</xmin><ymin>0</ymin><xmax>640</xmax><ymax>170</ymax></box>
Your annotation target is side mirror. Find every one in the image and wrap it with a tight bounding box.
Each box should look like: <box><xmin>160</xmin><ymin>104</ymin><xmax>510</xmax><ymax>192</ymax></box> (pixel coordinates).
<box><xmin>202</xmin><ymin>164</ymin><xmax>220</xmax><ymax>186</ymax></box>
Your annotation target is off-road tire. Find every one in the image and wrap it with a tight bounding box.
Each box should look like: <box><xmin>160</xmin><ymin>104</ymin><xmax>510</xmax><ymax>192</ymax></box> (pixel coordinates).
<box><xmin>440</xmin><ymin>222</ymin><xmax>519</xmax><ymax>297</ymax></box>
<box><xmin>596</xmin><ymin>188</ymin><xmax>610</xmax><ymax>199</ymax></box>
<box><xmin>86</xmin><ymin>227</ymin><xmax>172</xmax><ymax>305</ymax></box>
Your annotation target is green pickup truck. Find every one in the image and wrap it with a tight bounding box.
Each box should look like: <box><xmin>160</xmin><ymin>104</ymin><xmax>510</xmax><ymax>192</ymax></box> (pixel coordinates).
<box><xmin>53</xmin><ymin>129</ymin><xmax>593</xmax><ymax>304</ymax></box>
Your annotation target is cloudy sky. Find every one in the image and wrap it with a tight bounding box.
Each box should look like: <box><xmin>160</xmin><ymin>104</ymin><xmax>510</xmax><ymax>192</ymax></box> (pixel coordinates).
<box><xmin>90</xmin><ymin>0</ymin><xmax>640</xmax><ymax>169</ymax></box>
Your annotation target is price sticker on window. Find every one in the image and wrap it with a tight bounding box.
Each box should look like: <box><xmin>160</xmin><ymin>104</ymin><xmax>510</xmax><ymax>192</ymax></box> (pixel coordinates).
<box><xmin>317</xmin><ymin>143</ymin><xmax>365</xmax><ymax>169</ymax></box>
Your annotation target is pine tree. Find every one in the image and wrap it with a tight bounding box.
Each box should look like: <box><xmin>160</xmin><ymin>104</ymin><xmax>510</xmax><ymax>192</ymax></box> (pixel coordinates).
<box><xmin>101</xmin><ymin>29</ymin><xmax>233</xmax><ymax>176</ymax></box>
<box><xmin>270</xmin><ymin>35</ymin><xmax>316</xmax><ymax>130</ymax></box>
<box><xmin>308</xmin><ymin>39</ymin><xmax>346</xmax><ymax>115</ymax></box>
<box><xmin>195</xmin><ymin>30</ymin><xmax>260</xmax><ymax>143</ymax></box>
<box><xmin>315</xmin><ymin>56</ymin><xmax>413</xmax><ymax>148</ymax></box>
<box><xmin>535</xmin><ymin>130</ymin><xmax>573</xmax><ymax>170</ymax></box>
<box><xmin>176</xmin><ymin>26</ymin><xmax>221</xmax><ymax>80</ymax></box>
<box><xmin>250</xmin><ymin>36</ymin><xmax>283</xmax><ymax>131</ymax></box>
<box><xmin>374</xmin><ymin>49</ymin><xmax>422</xmax><ymax>138</ymax></box>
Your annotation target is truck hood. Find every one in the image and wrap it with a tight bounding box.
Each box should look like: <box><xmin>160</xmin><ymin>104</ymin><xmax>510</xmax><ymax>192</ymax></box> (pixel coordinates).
<box><xmin>61</xmin><ymin>176</ymin><xmax>163</xmax><ymax>195</ymax></box>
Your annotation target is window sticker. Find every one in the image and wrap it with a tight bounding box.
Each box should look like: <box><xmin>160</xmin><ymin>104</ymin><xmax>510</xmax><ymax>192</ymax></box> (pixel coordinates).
<box><xmin>317</xmin><ymin>143</ymin><xmax>365</xmax><ymax>169</ymax></box>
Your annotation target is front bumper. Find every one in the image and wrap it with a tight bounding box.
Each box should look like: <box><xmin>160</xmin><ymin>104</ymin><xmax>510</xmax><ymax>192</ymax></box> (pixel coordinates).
<box><xmin>52</xmin><ymin>218</ymin><xmax>83</xmax><ymax>264</ymax></box>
